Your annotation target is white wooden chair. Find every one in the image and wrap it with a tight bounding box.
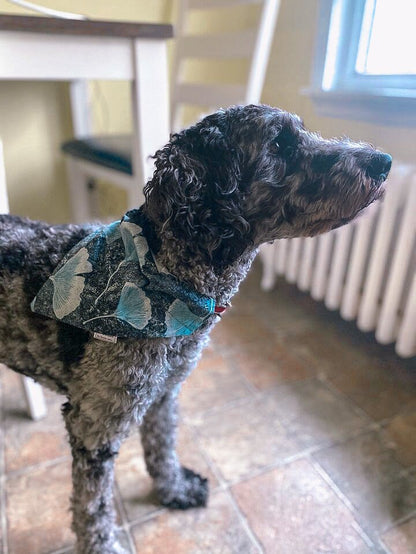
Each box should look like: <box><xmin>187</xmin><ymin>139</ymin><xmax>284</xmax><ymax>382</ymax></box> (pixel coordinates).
<box><xmin>0</xmin><ymin>139</ymin><xmax>47</xmax><ymax>421</ymax></box>
<box><xmin>171</xmin><ymin>0</ymin><xmax>281</xmax><ymax>131</ymax></box>
<box><xmin>63</xmin><ymin>0</ymin><xmax>281</xmax><ymax>222</ymax></box>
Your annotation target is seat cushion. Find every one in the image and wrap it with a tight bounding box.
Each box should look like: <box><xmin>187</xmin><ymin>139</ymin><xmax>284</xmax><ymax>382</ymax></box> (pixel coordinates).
<box><xmin>62</xmin><ymin>135</ymin><xmax>133</xmax><ymax>175</ymax></box>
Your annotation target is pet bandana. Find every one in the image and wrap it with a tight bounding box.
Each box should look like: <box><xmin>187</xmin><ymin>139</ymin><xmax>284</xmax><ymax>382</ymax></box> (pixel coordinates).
<box><xmin>31</xmin><ymin>209</ymin><xmax>224</xmax><ymax>339</ymax></box>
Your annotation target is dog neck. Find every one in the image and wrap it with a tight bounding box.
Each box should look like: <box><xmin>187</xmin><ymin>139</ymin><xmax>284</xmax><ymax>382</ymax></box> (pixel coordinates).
<box><xmin>140</xmin><ymin>207</ymin><xmax>258</xmax><ymax>307</ymax></box>
<box><xmin>154</xmin><ymin>237</ymin><xmax>258</xmax><ymax>307</ymax></box>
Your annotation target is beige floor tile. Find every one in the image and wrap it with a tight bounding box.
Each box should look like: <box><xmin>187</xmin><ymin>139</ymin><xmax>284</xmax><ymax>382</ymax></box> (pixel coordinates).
<box><xmin>131</xmin><ymin>490</ymin><xmax>259</xmax><ymax>554</ymax></box>
<box><xmin>233</xmin><ymin>459</ymin><xmax>373</xmax><ymax>553</ymax></box>
<box><xmin>262</xmin><ymin>379</ymin><xmax>369</xmax><ymax>449</ymax></box>
<box><xmin>232</xmin><ymin>340</ymin><xmax>312</xmax><ymax>390</ymax></box>
<box><xmin>6</xmin><ymin>460</ymin><xmax>74</xmax><ymax>554</ymax></box>
<box><xmin>381</xmin><ymin>517</ymin><xmax>416</xmax><ymax>554</ymax></box>
<box><xmin>2</xmin><ymin>369</ymin><xmax>70</xmax><ymax>473</ymax></box>
<box><xmin>180</xmin><ymin>353</ymin><xmax>253</xmax><ymax>418</ymax></box>
<box><xmin>384</xmin><ymin>412</ymin><xmax>416</xmax><ymax>468</ymax></box>
<box><xmin>325</xmin><ymin>363</ymin><xmax>416</xmax><ymax>422</ymax></box>
<box><xmin>192</xmin><ymin>396</ymin><xmax>299</xmax><ymax>482</ymax></box>
<box><xmin>210</xmin><ymin>312</ymin><xmax>276</xmax><ymax>350</ymax></box>
<box><xmin>314</xmin><ymin>431</ymin><xmax>416</xmax><ymax>533</ymax></box>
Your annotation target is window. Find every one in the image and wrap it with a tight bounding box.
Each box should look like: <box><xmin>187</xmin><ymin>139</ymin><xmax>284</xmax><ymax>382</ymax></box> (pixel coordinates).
<box><xmin>356</xmin><ymin>0</ymin><xmax>416</xmax><ymax>76</ymax></box>
<box><xmin>308</xmin><ymin>0</ymin><xmax>416</xmax><ymax>124</ymax></box>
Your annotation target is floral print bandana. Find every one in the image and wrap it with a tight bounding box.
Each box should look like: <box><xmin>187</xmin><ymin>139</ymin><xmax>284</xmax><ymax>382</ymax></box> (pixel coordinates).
<box><xmin>31</xmin><ymin>209</ymin><xmax>218</xmax><ymax>339</ymax></box>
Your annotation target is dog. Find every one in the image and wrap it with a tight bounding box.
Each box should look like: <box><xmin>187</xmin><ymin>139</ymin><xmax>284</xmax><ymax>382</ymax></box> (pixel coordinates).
<box><xmin>0</xmin><ymin>104</ymin><xmax>391</xmax><ymax>553</ymax></box>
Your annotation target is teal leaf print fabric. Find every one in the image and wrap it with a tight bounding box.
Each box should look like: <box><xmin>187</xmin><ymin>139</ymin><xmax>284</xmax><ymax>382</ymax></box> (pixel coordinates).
<box><xmin>31</xmin><ymin>209</ymin><xmax>217</xmax><ymax>339</ymax></box>
<box><xmin>51</xmin><ymin>247</ymin><xmax>92</xmax><ymax>318</ymax></box>
<box><xmin>114</xmin><ymin>283</ymin><xmax>151</xmax><ymax>330</ymax></box>
<box><xmin>165</xmin><ymin>299</ymin><xmax>205</xmax><ymax>336</ymax></box>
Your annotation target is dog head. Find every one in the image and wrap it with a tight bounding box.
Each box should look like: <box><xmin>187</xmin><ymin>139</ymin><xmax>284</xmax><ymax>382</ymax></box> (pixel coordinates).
<box><xmin>144</xmin><ymin>104</ymin><xmax>391</xmax><ymax>266</ymax></box>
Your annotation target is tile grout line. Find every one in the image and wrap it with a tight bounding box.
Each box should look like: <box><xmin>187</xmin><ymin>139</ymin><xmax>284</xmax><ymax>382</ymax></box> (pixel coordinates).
<box><xmin>184</xmin><ymin>403</ymin><xmax>385</xmax><ymax>551</ymax></box>
<box><xmin>226</xmin><ymin>487</ymin><xmax>264</xmax><ymax>554</ymax></box>
<box><xmin>0</xmin><ymin>370</ymin><xmax>9</xmax><ymax>554</ymax></box>
<box><xmin>113</xmin><ymin>481</ymin><xmax>137</xmax><ymax>554</ymax></box>
<box><xmin>181</xmin><ymin>417</ymin><xmax>265</xmax><ymax>552</ymax></box>
<box><xmin>182</xmin><ymin>419</ymin><xmax>230</xmax><ymax>491</ymax></box>
<box><xmin>182</xmin><ymin>391</ymin><xmax>264</xmax><ymax>428</ymax></box>
<box><xmin>377</xmin><ymin>509</ymin><xmax>416</xmax><ymax>554</ymax></box>
<box><xmin>318</xmin><ymin>372</ymin><xmax>382</xmax><ymax>424</ymax></box>
<box><xmin>222</xmin><ymin>450</ymin><xmax>313</xmax><ymax>489</ymax></box>
<box><xmin>310</xmin><ymin>458</ymin><xmax>379</xmax><ymax>551</ymax></box>
<box><xmin>6</xmin><ymin>454</ymin><xmax>72</xmax><ymax>479</ymax></box>
<box><xmin>184</xmin><ymin>381</ymin><xmax>391</xmax><ymax>488</ymax></box>
<box><xmin>379</xmin><ymin>507</ymin><xmax>416</xmax><ymax>534</ymax></box>
<box><xmin>123</xmin><ymin>506</ymin><xmax>167</xmax><ymax>529</ymax></box>
<box><xmin>222</xmin><ymin>350</ymin><xmax>263</xmax><ymax>397</ymax></box>
<box><xmin>261</xmin><ymin>375</ymin><xmax>398</xmax><ymax>448</ymax></box>
<box><xmin>48</xmin><ymin>546</ymin><xmax>73</xmax><ymax>554</ymax></box>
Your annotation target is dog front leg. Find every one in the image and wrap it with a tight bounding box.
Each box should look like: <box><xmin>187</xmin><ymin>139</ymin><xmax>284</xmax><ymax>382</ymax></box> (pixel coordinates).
<box><xmin>63</xmin><ymin>402</ymin><xmax>127</xmax><ymax>554</ymax></box>
<box><xmin>140</xmin><ymin>391</ymin><xmax>208</xmax><ymax>509</ymax></box>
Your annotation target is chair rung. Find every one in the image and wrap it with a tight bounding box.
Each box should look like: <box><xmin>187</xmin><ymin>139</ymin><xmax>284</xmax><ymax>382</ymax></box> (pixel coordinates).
<box><xmin>62</xmin><ymin>135</ymin><xmax>133</xmax><ymax>175</ymax></box>
<box><xmin>174</xmin><ymin>83</ymin><xmax>246</xmax><ymax>107</ymax></box>
<box><xmin>188</xmin><ymin>0</ymin><xmax>261</xmax><ymax>9</ymax></box>
<box><xmin>178</xmin><ymin>29</ymin><xmax>255</xmax><ymax>59</ymax></box>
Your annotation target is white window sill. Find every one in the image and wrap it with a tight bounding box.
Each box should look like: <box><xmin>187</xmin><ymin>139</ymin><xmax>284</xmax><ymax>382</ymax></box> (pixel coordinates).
<box><xmin>304</xmin><ymin>88</ymin><xmax>416</xmax><ymax>127</ymax></box>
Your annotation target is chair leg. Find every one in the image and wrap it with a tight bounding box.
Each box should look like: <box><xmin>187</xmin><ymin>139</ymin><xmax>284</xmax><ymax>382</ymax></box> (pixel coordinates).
<box><xmin>65</xmin><ymin>157</ymin><xmax>93</xmax><ymax>223</ymax></box>
<box><xmin>21</xmin><ymin>376</ymin><xmax>47</xmax><ymax>421</ymax></box>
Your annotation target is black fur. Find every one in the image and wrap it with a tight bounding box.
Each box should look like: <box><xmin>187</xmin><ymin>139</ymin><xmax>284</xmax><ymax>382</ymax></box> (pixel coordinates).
<box><xmin>57</xmin><ymin>323</ymin><xmax>90</xmax><ymax>370</ymax></box>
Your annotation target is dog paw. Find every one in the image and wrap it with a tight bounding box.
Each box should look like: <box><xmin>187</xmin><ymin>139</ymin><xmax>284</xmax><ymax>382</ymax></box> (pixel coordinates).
<box><xmin>160</xmin><ymin>467</ymin><xmax>209</xmax><ymax>510</ymax></box>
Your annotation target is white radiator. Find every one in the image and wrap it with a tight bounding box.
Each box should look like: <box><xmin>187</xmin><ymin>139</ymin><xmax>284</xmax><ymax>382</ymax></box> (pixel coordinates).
<box><xmin>260</xmin><ymin>164</ymin><xmax>416</xmax><ymax>358</ymax></box>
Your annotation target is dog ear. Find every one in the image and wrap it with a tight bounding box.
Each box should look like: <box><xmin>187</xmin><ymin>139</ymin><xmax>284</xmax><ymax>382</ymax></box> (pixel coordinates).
<box><xmin>144</xmin><ymin>120</ymin><xmax>251</xmax><ymax>266</ymax></box>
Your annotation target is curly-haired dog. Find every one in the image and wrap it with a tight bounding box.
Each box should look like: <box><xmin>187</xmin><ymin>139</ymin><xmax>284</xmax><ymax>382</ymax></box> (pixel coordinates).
<box><xmin>0</xmin><ymin>104</ymin><xmax>391</xmax><ymax>553</ymax></box>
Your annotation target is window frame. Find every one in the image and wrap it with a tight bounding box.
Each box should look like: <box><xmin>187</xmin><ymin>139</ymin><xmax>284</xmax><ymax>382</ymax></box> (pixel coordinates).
<box><xmin>307</xmin><ymin>0</ymin><xmax>416</xmax><ymax>126</ymax></box>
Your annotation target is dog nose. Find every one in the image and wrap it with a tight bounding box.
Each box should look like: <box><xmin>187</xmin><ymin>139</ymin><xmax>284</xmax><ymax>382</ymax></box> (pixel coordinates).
<box><xmin>368</xmin><ymin>152</ymin><xmax>392</xmax><ymax>181</ymax></box>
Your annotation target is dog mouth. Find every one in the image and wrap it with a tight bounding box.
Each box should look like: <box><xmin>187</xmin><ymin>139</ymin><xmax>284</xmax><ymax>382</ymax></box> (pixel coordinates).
<box><xmin>308</xmin><ymin>181</ymin><xmax>386</xmax><ymax>233</ymax></box>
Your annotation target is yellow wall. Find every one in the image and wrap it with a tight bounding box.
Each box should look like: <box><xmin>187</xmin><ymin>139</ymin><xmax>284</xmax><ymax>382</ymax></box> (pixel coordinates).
<box><xmin>1</xmin><ymin>0</ymin><xmax>414</xmax><ymax>222</ymax></box>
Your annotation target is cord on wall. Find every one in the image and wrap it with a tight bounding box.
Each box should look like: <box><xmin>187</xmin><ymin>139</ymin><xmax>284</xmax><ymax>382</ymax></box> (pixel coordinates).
<box><xmin>7</xmin><ymin>0</ymin><xmax>87</xmax><ymax>20</ymax></box>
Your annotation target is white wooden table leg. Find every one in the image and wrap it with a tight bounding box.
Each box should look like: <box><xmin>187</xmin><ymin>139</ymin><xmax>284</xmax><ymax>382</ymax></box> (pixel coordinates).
<box><xmin>21</xmin><ymin>377</ymin><xmax>47</xmax><ymax>421</ymax></box>
<box><xmin>67</xmin><ymin>80</ymin><xmax>95</xmax><ymax>222</ymax></box>
<box><xmin>69</xmin><ymin>80</ymin><xmax>92</xmax><ymax>138</ymax></box>
<box><xmin>66</xmin><ymin>157</ymin><xmax>93</xmax><ymax>222</ymax></box>
<box><xmin>130</xmin><ymin>39</ymin><xmax>170</xmax><ymax>206</ymax></box>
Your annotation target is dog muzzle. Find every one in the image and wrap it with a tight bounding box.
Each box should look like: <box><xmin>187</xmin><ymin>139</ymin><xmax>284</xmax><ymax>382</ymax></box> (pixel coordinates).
<box><xmin>31</xmin><ymin>209</ymin><xmax>226</xmax><ymax>339</ymax></box>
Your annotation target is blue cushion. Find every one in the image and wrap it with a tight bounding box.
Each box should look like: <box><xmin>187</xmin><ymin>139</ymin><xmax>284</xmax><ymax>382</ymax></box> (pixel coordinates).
<box><xmin>62</xmin><ymin>135</ymin><xmax>133</xmax><ymax>175</ymax></box>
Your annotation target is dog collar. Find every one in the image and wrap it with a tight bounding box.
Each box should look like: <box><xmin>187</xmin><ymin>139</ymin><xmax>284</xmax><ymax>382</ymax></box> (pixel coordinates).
<box><xmin>31</xmin><ymin>209</ymin><xmax>227</xmax><ymax>339</ymax></box>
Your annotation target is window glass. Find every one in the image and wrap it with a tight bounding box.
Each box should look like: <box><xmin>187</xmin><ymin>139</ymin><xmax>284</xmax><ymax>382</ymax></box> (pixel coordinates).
<box><xmin>356</xmin><ymin>0</ymin><xmax>416</xmax><ymax>75</ymax></box>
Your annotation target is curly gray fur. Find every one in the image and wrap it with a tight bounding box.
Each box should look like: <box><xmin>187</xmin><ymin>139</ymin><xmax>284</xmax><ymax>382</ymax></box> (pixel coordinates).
<box><xmin>0</xmin><ymin>104</ymin><xmax>391</xmax><ymax>553</ymax></box>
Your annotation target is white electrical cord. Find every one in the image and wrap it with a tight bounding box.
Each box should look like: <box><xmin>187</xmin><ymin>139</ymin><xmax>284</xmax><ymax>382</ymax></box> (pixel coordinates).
<box><xmin>7</xmin><ymin>0</ymin><xmax>87</xmax><ymax>20</ymax></box>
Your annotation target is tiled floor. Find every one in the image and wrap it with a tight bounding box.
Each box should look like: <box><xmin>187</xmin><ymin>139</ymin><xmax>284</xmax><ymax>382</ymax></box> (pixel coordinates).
<box><xmin>1</xmin><ymin>262</ymin><xmax>415</xmax><ymax>554</ymax></box>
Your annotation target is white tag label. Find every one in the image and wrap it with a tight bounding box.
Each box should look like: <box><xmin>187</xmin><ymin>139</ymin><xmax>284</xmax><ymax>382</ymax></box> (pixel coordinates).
<box><xmin>93</xmin><ymin>332</ymin><xmax>118</xmax><ymax>343</ymax></box>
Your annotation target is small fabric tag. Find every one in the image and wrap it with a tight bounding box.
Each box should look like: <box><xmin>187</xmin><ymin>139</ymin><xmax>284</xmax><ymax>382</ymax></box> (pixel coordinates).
<box><xmin>93</xmin><ymin>332</ymin><xmax>118</xmax><ymax>343</ymax></box>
